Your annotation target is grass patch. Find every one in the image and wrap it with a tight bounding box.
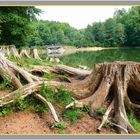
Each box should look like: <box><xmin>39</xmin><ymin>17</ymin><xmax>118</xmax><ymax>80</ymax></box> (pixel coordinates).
<box><xmin>54</xmin><ymin>86</ymin><xmax>73</xmax><ymax>107</ymax></box>
<box><xmin>0</xmin><ymin>95</ymin><xmax>49</xmax><ymax>117</ymax></box>
<box><xmin>0</xmin><ymin>74</ymin><xmax>13</xmax><ymax>90</ymax></box>
<box><xmin>82</xmin><ymin>104</ymin><xmax>90</xmax><ymax>112</ymax></box>
<box><xmin>127</xmin><ymin>113</ymin><xmax>140</xmax><ymax>132</ymax></box>
<box><xmin>62</xmin><ymin>108</ymin><xmax>84</xmax><ymax>123</ymax></box>
<box><xmin>54</xmin><ymin>121</ymin><xmax>67</xmax><ymax>133</ymax></box>
<box><xmin>95</xmin><ymin>108</ymin><xmax>107</xmax><ymax>116</ymax></box>
<box><xmin>39</xmin><ymin>84</ymin><xmax>73</xmax><ymax>109</ymax></box>
<box><xmin>43</xmin><ymin>73</ymin><xmax>55</xmax><ymax>80</ymax></box>
<box><xmin>8</xmin><ymin>55</ymin><xmax>56</xmax><ymax>69</ymax></box>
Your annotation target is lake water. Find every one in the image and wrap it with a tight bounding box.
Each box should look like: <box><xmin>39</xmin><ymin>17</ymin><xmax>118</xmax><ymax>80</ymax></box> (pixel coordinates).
<box><xmin>61</xmin><ymin>48</ymin><xmax>140</xmax><ymax>69</ymax></box>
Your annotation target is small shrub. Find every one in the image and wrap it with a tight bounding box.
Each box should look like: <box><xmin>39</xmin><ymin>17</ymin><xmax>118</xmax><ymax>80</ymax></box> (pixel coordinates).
<box><xmin>0</xmin><ymin>108</ymin><xmax>11</xmax><ymax>116</ymax></box>
<box><xmin>54</xmin><ymin>121</ymin><xmax>67</xmax><ymax>129</ymax></box>
<box><xmin>54</xmin><ymin>121</ymin><xmax>67</xmax><ymax>134</ymax></box>
<box><xmin>62</xmin><ymin>108</ymin><xmax>84</xmax><ymax>123</ymax></box>
<box><xmin>95</xmin><ymin>108</ymin><xmax>107</xmax><ymax>116</ymax></box>
<box><xmin>82</xmin><ymin>104</ymin><xmax>90</xmax><ymax>112</ymax></box>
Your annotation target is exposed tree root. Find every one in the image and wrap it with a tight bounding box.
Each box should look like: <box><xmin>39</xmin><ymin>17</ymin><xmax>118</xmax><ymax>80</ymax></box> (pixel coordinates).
<box><xmin>34</xmin><ymin>93</ymin><xmax>60</xmax><ymax>122</ymax></box>
<box><xmin>97</xmin><ymin>100</ymin><xmax>114</xmax><ymax>132</ymax></box>
<box><xmin>54</xmin><ymin>64</ymin><xmax>91</xmax><ymax>79</ymax></box>
<box><xmin>0</xmin><ymin>53</ymin><xmax>140</xmax><ymax>134</ymax></box>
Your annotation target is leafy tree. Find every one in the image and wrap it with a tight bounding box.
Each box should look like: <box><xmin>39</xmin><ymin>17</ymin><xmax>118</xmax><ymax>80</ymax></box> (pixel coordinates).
<box><xmin>123</xmin><ymin>7</ymin><xmax>140</xmax><ymax>47</ymax></box>
<box><xmin>0</xmin><ymin>6</ymin><xmax>41</xmax><ymax>47</ymax></box>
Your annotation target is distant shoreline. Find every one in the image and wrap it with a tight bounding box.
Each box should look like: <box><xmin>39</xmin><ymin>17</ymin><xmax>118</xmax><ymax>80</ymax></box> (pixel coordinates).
<box><xmin>63</xmin><ymin>47</ymin><xmax>140</xmax><ymax>55</ymax></box>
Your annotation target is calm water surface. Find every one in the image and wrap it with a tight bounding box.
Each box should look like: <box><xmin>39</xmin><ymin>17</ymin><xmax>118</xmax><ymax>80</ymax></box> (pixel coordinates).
<box><xmin>61</xmin><ymin>49</ymin><xmax>140</xmax><ymax>69</ymax></box>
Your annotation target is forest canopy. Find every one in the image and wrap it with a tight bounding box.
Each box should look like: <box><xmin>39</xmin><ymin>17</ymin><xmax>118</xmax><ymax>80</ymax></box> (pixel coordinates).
<box><xmin>0</xmin><ymin>6</ymin><xmax>140</xmax><ymax>48</ymax></box>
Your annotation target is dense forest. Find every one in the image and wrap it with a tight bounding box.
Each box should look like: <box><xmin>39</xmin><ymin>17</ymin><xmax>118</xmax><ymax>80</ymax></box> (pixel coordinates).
<box><xmin>0</xmin><ymin>6</ymin><xmax>140</xmax><ymax>48</ymax></box>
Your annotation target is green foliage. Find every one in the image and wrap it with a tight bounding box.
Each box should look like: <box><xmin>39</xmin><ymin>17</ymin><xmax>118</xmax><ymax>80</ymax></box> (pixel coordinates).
<box><xmin>28</xmin><ymin>96</ymin><xmax>49</xmax><ymax>112</ymax></box>
<box><xmin>0</xmin><ymin>95</ymin><xmax>49</xmax><ymax>117</ymax></box>
<box><xmin>54</xmin><ymin>121</ymin><xmax>67</xmax><ymax>131</ymax></box>
<box><xmin>95</xmin><ymin>108</ymin><xmax>107</xmax><ymax>116</ymax></box>
<box><xmin>127</xmin><ymin>113</ymin><xmax>140</xmax><ymax>132</ymax></box>
<box><xmin>0</xmin><ymin>6</ymin><xmax>41</xmax><ymax>47</ymax></box>
<box><xmin>0</xmin><ymin>106</ymin><xmax>14</xmax><ymax>116</ymax></box>
<box><xmin>39</xmin><ymin>84</ymin><xmax>90</xmax><ymax>122</ymax></box>
<box><xmin>103</xmin><ymin>121</ymin><xmax>112</xmax><ymax>129</ymax></box>
<box><xmin>39</xmin><ymin>84</ymin><xmax>73</xmax><ymax>108</ymax></box>
<box><xmin>43</xmin><ymin>73</ymin><xmax>55</xmax><ymax>80</ymax></box>
<box><xmin>28</xmin><ymin>21</ymin><xmax>83</xmax><ymax>47</ymax></box>
<box><xmin>0</xmin><ymin>6</ymin><xmax>140</xmax><ymax>48</ymax></box>
<box><xmin>16</xmin><ymin>98</ymin><xmax>29</xmax><ymax>111</ymax></box>
<box><xmin>82</xmin><ymin>104</ymin><xmax>90</xmax><ymax>112</ymax></box>
<box><xmin>54</xmin><ymin>86</ymin><xmax>73</xmax><ymax>107</ymax></box>
<box><xmin>62</xmin><ymin>108</ymin><xmax>84</xmax><ymax>123</ymax></box>
<box><xmin>54</xmin><ymin>121</ymin><xmax>67</xmax><ymax>134</ymax></box>
<box><xmin>0</xmin><ymin>74</ymin><xmax>13</xmax><ymax>89</ymax></box>
<box><xmin>8</xmin><ymin>55</ymin><xmax>48</xmax><ymax>69</ymax></box>
<box><xmin>32</xmin><ymin>59</ymin><xmax>42</xmax><ymax>65</ymax></box>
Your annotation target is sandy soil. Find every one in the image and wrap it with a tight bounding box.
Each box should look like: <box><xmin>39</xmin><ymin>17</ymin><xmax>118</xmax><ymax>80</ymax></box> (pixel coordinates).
<box><xmin>0</xmin><ymin>111</ymin><xmax>115</xmax><ymax>135</ymax></box>
<box><xmin>63</xmin><ymin>47</ymin><xmax>117</xmax><ymax>55</ymax></box>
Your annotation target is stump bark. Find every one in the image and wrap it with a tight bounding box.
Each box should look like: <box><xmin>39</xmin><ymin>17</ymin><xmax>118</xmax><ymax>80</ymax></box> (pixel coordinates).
<box><xmin>9</xmin><ymin>45</ymin><xmax>20</xmax><ymax>58</ymax></box>
<box><xmin>19</xmin><ymin>49</ymin><xmax>30</xmax><ymax>58</ymax></box>
<box><xmin>0</xmin><ymin>53</ymin><xmax>140</xmax><ymax>134</ymax></box>
<box><xmin>30</xmin><ymin>48</ymin><xmax>41</xmax><ymax>60</ymax></box>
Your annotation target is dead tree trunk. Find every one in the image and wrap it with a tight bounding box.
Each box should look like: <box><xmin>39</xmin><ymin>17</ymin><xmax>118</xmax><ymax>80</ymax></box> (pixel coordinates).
<box><xmin>0</xmin><ymin>54</ymin><xmax>140</xmax><ymax>134</ymax></box>
<box><xmin>30</xmin><ymin>48</ymin><xmax>41</xmax><ymax>60</ymax></box>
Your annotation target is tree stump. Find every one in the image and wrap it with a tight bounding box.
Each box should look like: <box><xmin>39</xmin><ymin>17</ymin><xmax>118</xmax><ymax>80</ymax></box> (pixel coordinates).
<box><xmin>9</xmin><ymin>45</ymin><xmax>20</xmax><ymax>58</ymax></box>
<box><xmin>30</xmin><ymin>48</ymin><xmax>41</xmax><ymax>60</ymax></box>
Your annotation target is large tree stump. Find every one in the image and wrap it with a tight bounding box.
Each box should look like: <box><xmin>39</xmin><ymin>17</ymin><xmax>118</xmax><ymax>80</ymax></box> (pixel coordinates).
<box><xmin>80</xmin><ymin>61</ymin><xmax>140</xmax><ymax>134</ymax></box>
<box><xmin>0</xmin><ymin>53</ymin><xmax>140</xmax><ymax>134</ymax></box>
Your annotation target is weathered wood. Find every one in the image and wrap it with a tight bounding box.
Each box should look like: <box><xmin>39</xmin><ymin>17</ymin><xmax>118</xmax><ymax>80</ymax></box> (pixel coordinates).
<box><xmin>19</xmin><ymin>49</ymin><xmax>30</xmax><ymax>58</ymax></box>
<box><xmin>30</xmin><ymin>48</ymin><xmax>41</xmax><ymax>60</ymax></box>
<box><xmin>9</xmin><ymin>45</ymin><xmax>20</xmax><ymax>58</ymax></box>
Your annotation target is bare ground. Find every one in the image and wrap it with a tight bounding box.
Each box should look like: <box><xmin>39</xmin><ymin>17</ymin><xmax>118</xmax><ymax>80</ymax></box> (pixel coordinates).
<box><xmin>0</xmin><ymin>111</ymin><xmax>116</xmax><ymax>135</ymax></box>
